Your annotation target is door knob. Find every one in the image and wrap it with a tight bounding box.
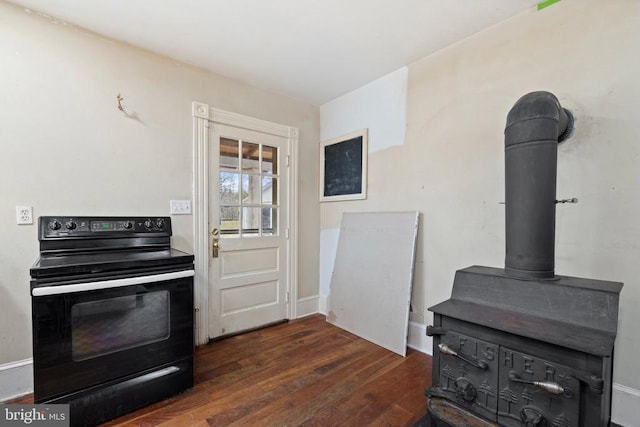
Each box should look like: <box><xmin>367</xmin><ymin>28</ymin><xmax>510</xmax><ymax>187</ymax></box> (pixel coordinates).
<box><xmin>211</xmin><ymin>228</ymin><xmax>220</xmax><ymax>257</ymax></box>
<box><xmin>212</xmin><ymin>239</ymin><xmax>219</xmax><ymax>258</ymax></box>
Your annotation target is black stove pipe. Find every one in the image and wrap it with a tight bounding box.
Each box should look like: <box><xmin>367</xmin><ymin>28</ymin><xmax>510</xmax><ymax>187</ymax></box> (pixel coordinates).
<box><xmin>504</xmin><ymin>91</ymin><xmax>572</xmax><ymax>280</ymax></box>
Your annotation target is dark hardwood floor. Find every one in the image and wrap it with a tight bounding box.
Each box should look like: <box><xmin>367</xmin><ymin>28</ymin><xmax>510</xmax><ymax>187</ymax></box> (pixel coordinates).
<box><xmin>7</xmin><ymin>314</ymin><xmax>433</xmax><ymax>426</ymax></box>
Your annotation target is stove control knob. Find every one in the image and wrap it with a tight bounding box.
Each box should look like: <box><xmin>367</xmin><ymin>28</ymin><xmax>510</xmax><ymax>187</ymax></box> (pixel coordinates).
<box><xmin>144</xmin><ymin>219</ymin><xmax>153</xmax><ymax>229</ymax></box>
<box><xmin>156</xmin><ymin>218</ymin><xmax>166</xmax><ymax>229</ymax></box>
<box><xmin>48</xmin><ymin>220</ymin><xmax>61</xmax><ymax>231</ymax></box>
<box><xmin>124</xmin><ymin>221</ymin><xmax>133</xmax><ymax>230</ymax></box>
<box><xmin>65</xmin><ymin>221</ymin><xmax>77</xmax><ymax>230</ymax></box>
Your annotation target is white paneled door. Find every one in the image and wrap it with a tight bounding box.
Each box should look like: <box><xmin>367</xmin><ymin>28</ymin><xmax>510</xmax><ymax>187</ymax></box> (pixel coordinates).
<box><xmin>208</xmin><ymin>122</ymin><xmax>290</xmax><ymax>338</ymax></box>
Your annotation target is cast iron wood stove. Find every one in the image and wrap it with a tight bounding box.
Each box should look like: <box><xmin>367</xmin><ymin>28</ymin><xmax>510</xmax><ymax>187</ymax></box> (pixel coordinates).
<box><xmin>424</xmin><ymin>92</ymin><xmax>623</xmax><ymax>427</ymax></box>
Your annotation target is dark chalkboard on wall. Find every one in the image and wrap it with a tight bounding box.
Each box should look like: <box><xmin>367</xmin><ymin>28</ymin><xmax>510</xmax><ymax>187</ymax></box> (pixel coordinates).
<box><xmin>320</xmin><ymin>129</ymin><xmax>368</xmax><ymax>202</ymax></box>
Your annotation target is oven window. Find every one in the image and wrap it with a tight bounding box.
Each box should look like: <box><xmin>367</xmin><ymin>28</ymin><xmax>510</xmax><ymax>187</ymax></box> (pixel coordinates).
<box><xmin>71</xmin><ymin>291</ymin><xmax>170</xmax><ymax>361</ymax></box>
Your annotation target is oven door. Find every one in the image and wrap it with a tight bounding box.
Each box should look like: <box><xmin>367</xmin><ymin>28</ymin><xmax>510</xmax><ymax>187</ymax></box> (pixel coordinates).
<box><xmin>31</xmin><ymin>269</ymin><xmax>194</xmax><ymax>402</ymax></box>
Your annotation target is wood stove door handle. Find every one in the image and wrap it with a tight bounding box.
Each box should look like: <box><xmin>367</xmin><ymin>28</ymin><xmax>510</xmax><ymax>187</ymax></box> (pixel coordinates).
<box><xmin>509</xmin><ymin>371</ymin><xmax>565</xmax><ymax>395</ymax></box>
<box><xmin>438</xmin><ymin>344</ymin><xmax>488</xmax><ymax>370</ymax></box>
<box><xmin>510</xmin><ymin>369</ymin><xmax>603</xmax><ymax>394</ymax></box>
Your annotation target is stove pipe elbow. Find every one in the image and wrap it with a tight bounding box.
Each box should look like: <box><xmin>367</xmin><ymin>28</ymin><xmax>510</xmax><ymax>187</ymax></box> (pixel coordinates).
<box><xmin>504</xmin><ymin>91</ymin><xmax>573</xmax><ymax>280</ymax></box>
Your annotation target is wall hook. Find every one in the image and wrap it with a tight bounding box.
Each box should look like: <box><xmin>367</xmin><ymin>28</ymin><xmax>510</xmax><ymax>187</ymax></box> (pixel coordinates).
<box><xmin>117</xmin><ymin>94</ymin><xmax>124</xmax><ymax>111</ymax></box>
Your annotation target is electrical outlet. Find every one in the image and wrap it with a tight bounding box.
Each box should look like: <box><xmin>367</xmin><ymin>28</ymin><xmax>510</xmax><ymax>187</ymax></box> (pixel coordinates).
<box><xmin>16</xmin><ymin>206</ymin><xmax>33</xmax><ymax>225</ymax></box>
<box><xmin>170</xmin><ymin>200</ymin><xmax>192</xmax><ymax>215</ymax></box>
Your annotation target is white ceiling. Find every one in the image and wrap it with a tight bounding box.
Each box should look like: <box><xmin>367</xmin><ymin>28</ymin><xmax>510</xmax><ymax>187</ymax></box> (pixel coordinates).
<box><xmin>7</xmin><ymin>0</ymin><xmax>540</xmax><ymax>105</ymax></box>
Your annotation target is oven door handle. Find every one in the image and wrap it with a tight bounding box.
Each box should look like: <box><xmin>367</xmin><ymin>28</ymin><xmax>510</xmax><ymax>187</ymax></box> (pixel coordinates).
<box><xmin>32</xmin><ymin>270</ymin><xmax>195</xmax><ymax>296</ymax></box>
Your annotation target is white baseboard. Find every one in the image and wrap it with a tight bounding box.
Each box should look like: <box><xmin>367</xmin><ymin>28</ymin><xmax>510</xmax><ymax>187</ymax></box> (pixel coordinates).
<box><xmin>612</xmin><ymin>382</ymin><xmax>640</xmax><ymax>427</ymax></box>
<box><xmin>407</xmin><ymin>321</ymin><xmax>432</xmax><ymax>355</ymax></box>
<box><xmin>296</xmin><ymin>295</ymin><xmax>319</xmax><ymax>318</ymax></box>
<box><xmin>0</xmin><ymin>358</ymin><xmax>33</xmax><ymax>402</ymax></box>
<box><xmin>318</xmin><ymin>294</ymin><xmax>328</xmax><ymax>315</ymax></box>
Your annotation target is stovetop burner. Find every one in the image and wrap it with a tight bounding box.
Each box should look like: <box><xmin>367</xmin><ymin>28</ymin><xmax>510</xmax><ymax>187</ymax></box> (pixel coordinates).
<box><xmin>31</xmin><ymin>247</ymin><xmax>193</xmax><ymax>279</ymax></box>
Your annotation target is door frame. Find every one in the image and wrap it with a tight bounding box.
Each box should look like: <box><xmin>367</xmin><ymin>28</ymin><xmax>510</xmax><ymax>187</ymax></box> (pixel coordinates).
<box><xmin>192</xmin><ymin>102</ymin><xmax>299</xmax><ymax>346</ymax></box>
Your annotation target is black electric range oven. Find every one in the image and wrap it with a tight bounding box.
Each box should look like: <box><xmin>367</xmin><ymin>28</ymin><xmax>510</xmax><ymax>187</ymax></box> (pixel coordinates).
<box><xmin>30</xmin><ymin>216</ymin><xmax>195</xmax><ymax>426</ymax></box>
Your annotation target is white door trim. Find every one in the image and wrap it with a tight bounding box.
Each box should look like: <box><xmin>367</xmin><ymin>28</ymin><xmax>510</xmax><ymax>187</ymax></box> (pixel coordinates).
<box><xmin>192</xmin><ymin>102</ymin><xmax>299</xmax><ymax>346</ymax></box>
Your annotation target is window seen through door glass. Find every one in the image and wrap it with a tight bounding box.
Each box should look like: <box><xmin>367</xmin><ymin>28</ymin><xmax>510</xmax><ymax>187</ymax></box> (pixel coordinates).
<box><xmin>220</xmin><ymin>206</ymin><xmax>239</xmax><ymax>234</ymax></box>
<box><xmin>219</xmin><ymin>139</ymin><xmax>279</xmax><ymax>237</ymax></box>
<box><xmin>219</xmin><ymin>172</ymin><xmax>240</xmax><ymax>204</ymax></box>
<box><xmin>241</xmin><ymin>207</ymin><xmax>261</xmax><ymax>235</ymax></box>
<box><xmin>262</xmin><ymin>146</ymin><xmax>277</xmax><ymax>174</ymax></box>
<box><xmin>241</xmin><ymin>175</ymin><xmax>262</xmax><ymax>205</ymax></box>
<box><xmin>220</xmin><ymin>138</ymin><xmax>239</xmax><ymax>170</ymax></box>
<box><xmin>241</xmin><ymin>142</ymin><xmax>260</xmax><ymax>172</ymax></box>
<box><xmin>262</xmin><ymin>208</ymin><xmax>277</xmax><ymax>236</ymax></box>
<box><xmin>261</xmin><ymin>177</ymin><xmax>276</xmax><ymax>205</ymax></box>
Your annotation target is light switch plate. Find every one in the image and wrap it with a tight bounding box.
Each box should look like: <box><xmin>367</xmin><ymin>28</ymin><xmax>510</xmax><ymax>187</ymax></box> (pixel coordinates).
<box><xmin>16</xmin><ymin>206</ymin><xmax>33</xmax><ymax>224</ymax></box>
<box><xmin>170</xmin><ymin>200</ymin><xmax>191</xmax><ymax>215</ymax></box>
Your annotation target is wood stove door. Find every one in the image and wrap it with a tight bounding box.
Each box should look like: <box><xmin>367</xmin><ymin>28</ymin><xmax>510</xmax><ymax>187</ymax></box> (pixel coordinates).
<box><xmin>497</xmin><ymin>347</ymin><xmax>581</xmax><ymax>427</ymax></box>
<box><xmin>438</xmin><ymin>331</ymin><xmax>499</xmax><ymax>421</ymax></box>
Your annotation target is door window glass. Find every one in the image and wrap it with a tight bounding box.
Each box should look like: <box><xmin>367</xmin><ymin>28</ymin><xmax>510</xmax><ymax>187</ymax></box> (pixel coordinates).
<box><xmin>241</xmin><ymin>142</ymin><xmax>260</xmax><ymax>172</ymax></box>
<box><xmin>219</xmin><ymin>139</ymin><xmax>279</xmax><ymax>237</ymax></box>
<box><xmin>262</xmin><ymin>208</ymin><xmax>277</xmax><ymax>236</ymax></box>
<box><xmin>241</xmin><ymin>207</ymin><xmax>261</xmax><ymax>235</ymax></box>
<box><xmin>242</xmin><ymin>174</ymin><xmax>262</xmax><ymax>205</ymax></box>
<box><xmin>220</xmin><ymin>206</ymin><xmax>240</xmax><ymax>234</ymax></box>
<box><xmin>220</xmin><ymin>172</ymin><xmax>240</xmax><ymax>204</ymax></box>
<box><xmin>220</xmin><ymin>138</ymin><xmax>240</xmax><ymax>170</ymax></box>
<box><xmin>262</xmin><ymin>145</ymin><xmax>277</xmax><ymax>174</ymax></box>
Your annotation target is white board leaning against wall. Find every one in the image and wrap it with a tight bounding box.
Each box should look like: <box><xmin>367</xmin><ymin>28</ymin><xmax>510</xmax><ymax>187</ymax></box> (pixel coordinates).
<box><xmin>327</xmin><ymin>211</ymin><xmax>419</xmax><ymax>356</ymax></box>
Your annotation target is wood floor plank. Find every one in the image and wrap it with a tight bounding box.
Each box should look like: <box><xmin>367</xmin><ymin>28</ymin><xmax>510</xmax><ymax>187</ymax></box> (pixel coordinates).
<box><xmin>356</xmin><ymin>352</ymin><xmax>429</xmax><ymax>422</ymax></box>
<box><xmin>182</xmin><ymin>334</ymin><xmax>375</xmax><ymax>425</ymax></box>
<box><xmin>5</xmin><ymin>314</ymin><xmax>432</xmax><ymax>427</ymax></box>
<box><xmin>225</xmin><ymin>346</ymin><xmax>398</xmax><ymax>426</ymax></box>
<box><xmin>368</xmin><ymin>404</ymin><xmax>415</xmax><ymax>427</ymax></box>
<box><xmin>197</xmin><ymin>317</ymin><xmax>325</xmax><ymax>365</ymax></box>
<box><xmin>198</xmin><ymin>321</ymin><xmax>348</xmax><ymax>387</ymax></box>
<box><xmin>305</xmin><ymin>348</ymin><xmax>430</xmax><ymax>426</ymax></box>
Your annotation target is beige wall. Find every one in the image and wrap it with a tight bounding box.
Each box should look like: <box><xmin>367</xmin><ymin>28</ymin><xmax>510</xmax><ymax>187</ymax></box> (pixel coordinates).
<box><xmin>320</xmin><ymin>0</ymin><xmax>640</xmax><ymax>392</ymax></box>
<box><xmin>0</xmin><ymin>1</ymin><xmax>319</xmax><ymax>364</ymax></box>
<box><xmin>407</xmin><ymin>0</ymin><xmax>640</xmax><ymax>390</ymax></box>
